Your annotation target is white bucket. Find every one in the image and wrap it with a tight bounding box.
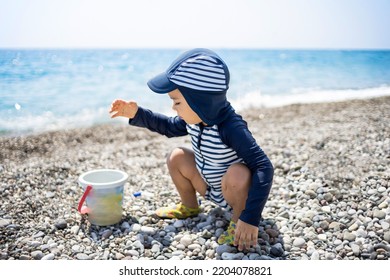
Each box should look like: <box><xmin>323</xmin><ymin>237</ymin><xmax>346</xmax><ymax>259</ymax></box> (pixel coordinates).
<box><xmin>78</xmin><ymin>169</ymin><xmax>128</xmax><ymax>226</ymax></box>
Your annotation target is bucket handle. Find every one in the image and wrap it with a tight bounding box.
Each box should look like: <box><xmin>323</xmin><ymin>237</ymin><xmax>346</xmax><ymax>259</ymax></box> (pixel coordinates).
<box><xmin>78</xmin><ymin>185</ymin><xmax>92</xmax><ymax>213</ymax></box>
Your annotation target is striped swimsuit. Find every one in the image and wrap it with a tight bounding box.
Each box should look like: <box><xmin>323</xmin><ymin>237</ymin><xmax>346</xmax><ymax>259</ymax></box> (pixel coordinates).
<box><xmin>129</xmin><ymin>107</ymin><xmax>274</xmax><ymax>226</ymax></box>
<box><xmin>187</xmin><ymin>123</ymin><xmax>244</xmax><ymax>209</ymax></box>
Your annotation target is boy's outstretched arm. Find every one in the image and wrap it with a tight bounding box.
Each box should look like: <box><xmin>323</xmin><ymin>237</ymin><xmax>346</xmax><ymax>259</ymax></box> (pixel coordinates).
<box><xmin>109</xmin><ymin>99</ymin><xmax>188</xmax><ymax>138</ymax></box>
<box><xmin>109</xmin><ymin>99</ymin><xmax>138</xmax><ymax>119</ymax></box>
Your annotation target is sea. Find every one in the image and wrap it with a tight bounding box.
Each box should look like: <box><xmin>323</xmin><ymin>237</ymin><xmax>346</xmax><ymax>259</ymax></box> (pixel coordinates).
<box><xmin>1</xmin><ymin>49</ymin><xmax>389</xmax><ymax>136</ymax></box>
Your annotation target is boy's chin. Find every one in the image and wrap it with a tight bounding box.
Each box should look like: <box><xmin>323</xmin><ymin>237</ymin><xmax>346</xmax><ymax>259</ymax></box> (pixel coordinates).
<box><xmin>184</xmin><ymin>119</ymin><xmax>202</xmax><ymax>125</ymax></box>
<box><xmin>178</xmin><ymin>116</ymin><xmax>203</xmax><ymax>125</ymax></box>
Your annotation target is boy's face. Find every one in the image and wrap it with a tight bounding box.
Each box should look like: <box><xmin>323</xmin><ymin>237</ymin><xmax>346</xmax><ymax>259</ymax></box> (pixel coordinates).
<box><xmin>168</xmin><ymin>89</ymin><xmax>203</xmax><ymax>125</ymax></box>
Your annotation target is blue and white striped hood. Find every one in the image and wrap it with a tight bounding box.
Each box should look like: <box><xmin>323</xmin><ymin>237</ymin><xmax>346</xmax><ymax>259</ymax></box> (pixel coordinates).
<box><xmin>167</xmin><ymin>50</ymin><xmax>229</xmax><ymax>92</ymax></box>
<box><xmin>148</xmin><ymin>48</ymin><xmax>235</xmax><ymax>126</ymax></box>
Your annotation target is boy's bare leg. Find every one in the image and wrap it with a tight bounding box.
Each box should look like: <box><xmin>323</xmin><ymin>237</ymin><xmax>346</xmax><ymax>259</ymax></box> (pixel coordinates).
<box><xmin>221</xmin><ymin>163</ymin><xmax>251</xmax><ymax>222</ymax></box>
<box><xmin>166</xmin><ymin>147</ymin><xmax>207</xmax><ymax>209</ymax></box>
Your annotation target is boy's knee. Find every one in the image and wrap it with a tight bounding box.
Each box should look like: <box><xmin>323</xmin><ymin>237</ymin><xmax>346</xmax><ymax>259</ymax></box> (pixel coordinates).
<box><xmin>223</xmin><ymin>163</ymin><xmax>251</xmax><ymax>191</ymax></box>
<box><xmin>166</xmin><ymin>147</ymin><xmax>182</xmax><ymax>167</ymax></box>
<box><xmin>166</xmin><ymin>147</ymin><xmax>192</xmax><ymax>170</ymax></box>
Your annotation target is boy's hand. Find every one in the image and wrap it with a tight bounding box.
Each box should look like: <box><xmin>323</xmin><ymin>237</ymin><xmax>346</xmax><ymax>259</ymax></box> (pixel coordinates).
<box><xmin>234</xmin><ymin>219</ymin><xmax>258</xmax><ymax>251</ymax></box>
<box><xmin>109</xmin><ymin>99</ymin><xmax>138</xmax><ymax>119</ymax></box>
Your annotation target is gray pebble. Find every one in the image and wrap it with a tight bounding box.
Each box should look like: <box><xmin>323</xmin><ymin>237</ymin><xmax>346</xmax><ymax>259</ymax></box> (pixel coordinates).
<box><xmin>216</xmin><ymin>244</ymin><xmax>235</xmax><ymax>255</ymax></box>
<box><xmin>180</xmin><ymin>235</ymin><xmax>192</xmax><ymax>247</ymax></box>
<box><xmin>221</xmin><ymin>252</ymin><xmax>244</xmax><ymax>260</ymax></box>
<box><xmin>45</xmin><ymin>191</ymin><xmax>55</xmax><ymax>198</ymax></box>
<box><xmin>102</xmin><ymin>229</ymin><xmax>113</xmax><ymax>239</ymax></box>
<box><xmin>140</xmin><ymin>226</ymin><xmax>156</xmax><ymax>235</ymax></box>
<box><xmin>256</xmin><ymin>255</ymin><xmax>274</xmax><ymax>260</ymax></box>
<box><xmin>70</xmin><ymin>225</ymin><xmax>79</xmax><ymax>234</ymax></box>
<box><xmin>30</xmin><ymin>240</ymin><xmax>41</xmax><ymax>248</ymax></box>
<box><xmin>270</xmin><ymin>243</ymin><xmax>284</xmax><ymax>257</ymax></box>
<box><xmin>91</xmin><ymin>232</ymin><xmax>98</xmax><ymax>241</ymax></box>
<box><xmin>215</xmin><ymin>228</ymin><xmax>224</xmax><ymax>238</ymax></box>
<box><xmin>132</xmin><ymin>240</ymin><xmax>144</xmax><ymax>252</ymax></box>
<box><xmin>215</xmin><ymin>220</ymin><xmax>225</xmax><ymax>228</ymax></box>
<box><xmin>188</xmin><ymin>244</ymin><xmax>201</xmax><ymax>250</ymax></box>
<box><xmin>343</xmin><ymin>232</ymin><xmax>356</xmax><ymax>241</ymax></box>
<box><xmin>293</xmin><ymin>238</ymin><xmax>306</xmax><ymax>248</ymax></box>
<box><xmin>310</xmin><ymin>251</ymin><xmax>320</xmax><ymax>260</ymax></box>
<box><xmin>164</xmin><ymin>225</ymin><xmax>176</xmax><ymax>232</ymax></box>
<box><xmin>31</xmin><ymin>250</ymin><xmax>44</xmax><ymax>260</ymax></box>
<box><xmin>351</xmin><ymin>243</ymin><xmax>360</xmax><ymax>256</ymax></box>
<box><xmin>121</xmin><ymin>221</ymin><xmax>131</xmax><ymax>230</ymax></box>
<box><xmin>41</xmin><ymin>253</ymin><xmax>55</xmax><ymax>260</ymax></box>
<box><xmin>151</xmin><ymin>244</ymin><xmax>161</xmax><ymax>254</ymax></box>
<box><xmin>54</xmin><ymin>219</ymin><xmax>67</xmax><ymax>230</ymax></box>
<box><xmin>380</xmin><ymin>221</ymin><xmax>390</xmax><ymax>230</ymax></box>
<box><xmin>76</xmin><ymin>253</ymin><xmax>91</xmax><ymax>260</ymax></box>
<box><xmin>172</xmin><ymin>250</ymin><xmax>184</xmax><ymax>256</ymax></box>
<box><xmin>373</xmin><ymin>209</ymin><xmax>386</xmax><ymax>219</ymax></box>
<box><xmin>173</xmin><ymin>220</ymin><xmax>184</xmax><ymax>228</ymax></box>
<box><xmin>126</xmin><ymin>250</ymin><xmax>140</xmax><ymax>257</ymax></box>
<box><xmin>33</xmin><ymin>231</ymin><xmax>45</xmax><ymax>238</ymax></box>
<box><xmin>383</xmin><ymin>232</ymin><xmax>390</xmax><ymax>243</ymax></box>
<box><xmin>197</xmin><ymin>221</ymin><xmax>210</xmax><ymax>229</ymax></box>
<box><xmin>0</xmin><ymin>219</ymin><xmax>11</xmax><ymax>228</ymax></box>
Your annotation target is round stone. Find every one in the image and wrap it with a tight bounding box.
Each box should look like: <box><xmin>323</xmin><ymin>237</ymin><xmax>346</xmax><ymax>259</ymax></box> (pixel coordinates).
<box><xmin>343</xmin><ymin>232</ymin><xmax>356</xmax><ymax>241</ymax></box>
<box><xmin>293</xmin><ymin>238</ymin><xmax>306</xmax><ymax>248</ymax></box>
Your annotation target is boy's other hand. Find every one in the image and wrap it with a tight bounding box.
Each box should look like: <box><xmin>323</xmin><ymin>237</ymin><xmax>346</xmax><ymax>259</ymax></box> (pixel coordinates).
<box><xmin>109</xmin><ymin>99</ymin><xmax>138</xmax><ymax>119</ymax></box>
<box><xmin>234</xmin><ymin>219</ymin><xmax>259</xmax><ymax>251</ymax></box>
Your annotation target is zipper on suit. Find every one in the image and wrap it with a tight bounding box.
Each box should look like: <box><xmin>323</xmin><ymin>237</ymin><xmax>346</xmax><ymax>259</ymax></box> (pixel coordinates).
<box><xmin>197</xmin><ymin>124</ymin><xmax>206</xmax><ymax>175</ymax></box>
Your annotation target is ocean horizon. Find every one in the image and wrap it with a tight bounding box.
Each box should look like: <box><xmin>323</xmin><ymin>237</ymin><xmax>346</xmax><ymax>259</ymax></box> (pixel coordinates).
<box><xmin>1</xmin><ymin>48</ymin><xmax>390</xmax><ymax>136</ymax></box>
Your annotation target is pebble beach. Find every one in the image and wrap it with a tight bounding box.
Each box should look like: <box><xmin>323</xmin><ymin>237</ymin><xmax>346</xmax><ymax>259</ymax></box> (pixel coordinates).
<box><xmin>0</xmin><ymin>96</ymin><xmax>389</xmax><ymax>260</ymax></box>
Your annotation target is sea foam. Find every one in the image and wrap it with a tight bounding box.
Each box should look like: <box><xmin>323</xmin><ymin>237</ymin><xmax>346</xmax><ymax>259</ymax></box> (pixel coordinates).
<box><xmin>230</xmin><ymin>85</ymin><xmax>390</xmax><ymax>111</ymax></box>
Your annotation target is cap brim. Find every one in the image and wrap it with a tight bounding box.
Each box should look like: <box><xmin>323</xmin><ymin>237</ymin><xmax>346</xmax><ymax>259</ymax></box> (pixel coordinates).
<box><xmin>147</xmin><ymin>72</ymin><xmax>177</xmax><ymax>94</ymax></box>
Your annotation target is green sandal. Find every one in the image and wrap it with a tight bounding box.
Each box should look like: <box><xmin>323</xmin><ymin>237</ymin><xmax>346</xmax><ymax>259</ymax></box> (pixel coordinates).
<box><xmin>217</xmin><ymin>220</ymin><xmax>236</xmax><ymax>245</ymax></box>
<box><xmin>155</xmin><ymin>203</ymin><xmax>200</xmax><ymax>219</ymax></box>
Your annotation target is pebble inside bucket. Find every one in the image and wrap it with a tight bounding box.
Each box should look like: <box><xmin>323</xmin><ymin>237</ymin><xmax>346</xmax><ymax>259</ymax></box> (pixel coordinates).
<box><xmin>78</xmin><ymin>169</ymin><xmax>128</xmax><ymax>226</ymax></box>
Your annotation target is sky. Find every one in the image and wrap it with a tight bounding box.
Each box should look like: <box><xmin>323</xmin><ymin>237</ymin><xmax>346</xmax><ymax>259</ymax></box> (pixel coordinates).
<box><xmin>0</xmin><ymin>0</ymin><xmax>389</xmax><ymax>49</ymax></box>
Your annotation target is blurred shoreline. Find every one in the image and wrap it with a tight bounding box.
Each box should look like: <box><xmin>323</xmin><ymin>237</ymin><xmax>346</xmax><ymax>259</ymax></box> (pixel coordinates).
<box><xmin>1</xmin><ymin>96</ymin><xmax>389</xmax><ymax>158</ymax></box>
<box><xmin>1</xmin><ymin>91</ymin><xmax>390</xmax><ymax>138</ymax></box>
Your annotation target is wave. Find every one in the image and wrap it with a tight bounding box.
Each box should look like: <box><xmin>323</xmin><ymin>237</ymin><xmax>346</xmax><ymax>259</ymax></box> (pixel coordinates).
<box><xmin>230</xmin><ymin>85</ymin><xmax>390</xmax><ymax>111</ymax></box>
<box><xmin>0</xmin><ymin>107</ymin><xmax>127</xmax><ymax>136</ymax></box>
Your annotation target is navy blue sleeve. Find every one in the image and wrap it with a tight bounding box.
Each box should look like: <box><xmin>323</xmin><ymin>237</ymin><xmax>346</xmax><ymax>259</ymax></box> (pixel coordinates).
<box><xmin>219</xmin><ymin>113</ymin><xmax>274</xmax><ymax>226</ymax></box>
<box><xmin>129</xmin><ymin>106</ymin><xmax>188</xmax><ymax>138</ymax></box>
